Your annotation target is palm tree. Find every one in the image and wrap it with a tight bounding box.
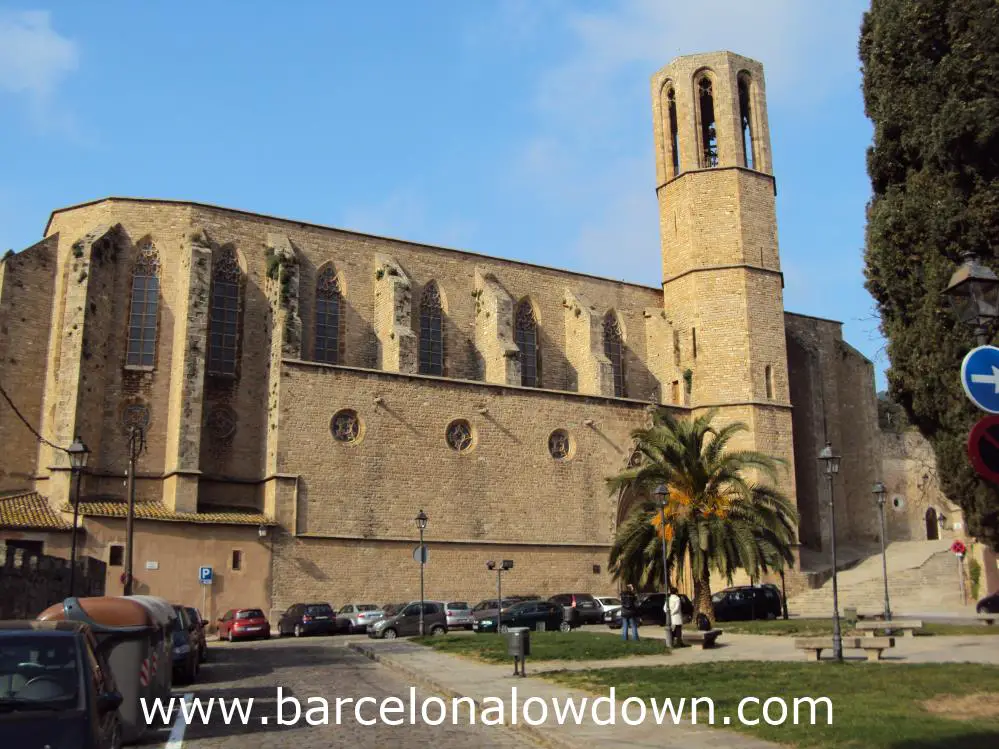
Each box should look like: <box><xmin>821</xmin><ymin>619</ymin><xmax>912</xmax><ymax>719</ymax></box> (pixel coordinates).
<box><xmin>608</xmin><ymin>408</ymin><xmax>798</xmax><ymax>620</ymax></box>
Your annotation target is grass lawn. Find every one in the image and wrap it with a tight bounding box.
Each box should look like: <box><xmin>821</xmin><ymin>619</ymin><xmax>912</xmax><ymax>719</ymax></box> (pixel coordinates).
<box><xmin>415</xmin><ymin>630</ymin><xmax>669</xmax><ymax>663</ymax></box>
<box><xmin>721</xmin><ymin>618</ymin><xmax>999</xmax><ymax>637</ymax></box>
<box><xmin>546</xmin><ymin>661</ymin><xmax>999</xmax><ymax>748</ymax></box>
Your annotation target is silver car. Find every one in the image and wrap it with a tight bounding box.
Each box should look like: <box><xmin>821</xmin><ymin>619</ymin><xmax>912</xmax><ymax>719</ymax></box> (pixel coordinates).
<box><xmin>337</xmin><ymin>603</ymin><xmax>384</xmax><ymax>633</ymax></box>
<box><xmin>443</xmin><ymin>601</ymin><xmax>475</xmax><ymax>630</ymax></box>
<box><xmin>595</xmin><ymin>596</ymin><xmax>622</xmax><ymax>619</ymax></box>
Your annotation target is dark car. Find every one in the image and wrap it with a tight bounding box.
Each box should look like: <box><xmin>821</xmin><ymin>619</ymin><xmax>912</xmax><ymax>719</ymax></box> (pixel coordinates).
<box><xmin>278</xmin><ymin>603</ymin><xmax>346</xmax><ymax>637</ymax></box>
<box><xmin>367</xmin><ymin>602</ymin><xmax>448</xmax><ymax>639</ymax></box>
<box><xmin>548</xmin><ymin>593</ymin><xmax>603</xmax><ymax>624</ymax></box>
<box><xmin>218</xmin><ymin>608</ymin><xmax>271</xmax><ymax>641</ymax></box>
<box><xmin>471</xmin><ymin>598</ymin><xmax>524</xmax><ymax>622</ymax></box>
<box><xmin>606</xmin><ymin>592</ymin><xmax>694</xmax><ymax>627</ymax></box>
<box><xmin>474</xmin><ymin>600</ymin><xmax>573</xmax><ymax>633</ymax></box>
<box><xmin>977</xmin><ymin>592</ymin><xmax>999</xmax><ymax>614</ymax></box>
<box><xmin>183</xmin><ymin>606</ymin><xmax>207</xmax><ymax>663</ymax></box>
<box><xmin>711</xmin><ymin>585</ymin><xmax>783</xmax><ymax>622</ymax></box>
<box><xmin>171</xmin><ymin>606</ymin><xmax>199</xmax><ymax>685</ymax></box>
<box><xmin>0</xmin><ymin>620</ymin><xmax>123</xmax><ymax>749</ymax></box>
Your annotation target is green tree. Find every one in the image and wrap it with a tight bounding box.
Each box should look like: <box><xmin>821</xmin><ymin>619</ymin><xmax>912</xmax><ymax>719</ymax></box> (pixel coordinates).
<box><xmin>861</xmin><ymin>0</ymin><xmax>999</xmax><ymax>550</ymax></box>
<box><xmin>607</xmin><ymin>409</ymin><xmax>798</xmax><ymax>620</ymax></box>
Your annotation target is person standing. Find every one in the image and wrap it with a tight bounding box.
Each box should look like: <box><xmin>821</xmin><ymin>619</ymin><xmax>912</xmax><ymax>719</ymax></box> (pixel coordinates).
<box><xmin>620</xmin><ymin>584</ymin><xmax>639</xmax><ymax>641</ymax></box>
<box><xmin>668</xmin><ymin>587</ymin><xmax>684</xmax><ymax>646</ymax></box>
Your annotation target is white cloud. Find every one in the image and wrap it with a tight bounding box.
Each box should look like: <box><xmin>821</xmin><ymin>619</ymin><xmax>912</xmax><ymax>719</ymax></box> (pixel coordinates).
<box><xmin>0</xmin><ymin>10</ymin><xmax>78</xmax><ymax>128</ymax></box>
<box><xmin>490</xmin><ymin>0</ymin><xmax>868</xmax><ymax>284</ymax></box>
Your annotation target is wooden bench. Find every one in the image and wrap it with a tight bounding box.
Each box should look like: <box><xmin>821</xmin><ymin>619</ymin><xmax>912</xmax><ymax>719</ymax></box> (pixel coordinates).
<box><xmin>855</xmin><ymin>619</ymin><xmax>922</xmax><ymax>638</ymax></box>
<box><xmin>794</xmin><ymin>636</ymin><xmax>893</xmax><ymax>662</ymax></box>
<box><xmin>680</xmin><ymin>630</ymin><xmax>722</xmax><ymax>649</ymax></box>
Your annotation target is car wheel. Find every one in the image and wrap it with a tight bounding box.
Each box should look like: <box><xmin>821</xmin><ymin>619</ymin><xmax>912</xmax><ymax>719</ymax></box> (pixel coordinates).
<box><xmin>430</xmin><ymin>625</ymin><xmax>446</xmax><ymax>636</ymax></box>
<box><xmin>383</xmin><ymin>628</ymin><xmax>398</xmax><ymax>639</ymax></box>
<box><xmin>294</xmin><ymin>624</ymin><xmax>303</xmax><ymax>638</ymax></box>
<box><xmin>559</xmin><ymin>621</ymin><xmax>572</xmax><ymax>632</ymax></box>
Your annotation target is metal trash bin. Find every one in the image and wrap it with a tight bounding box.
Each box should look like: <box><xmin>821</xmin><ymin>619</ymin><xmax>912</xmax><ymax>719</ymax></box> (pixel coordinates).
<box><xmin>37</xmin><ymin>595</ymin><xmax>170</xmax><ymax>745</ymax></box>
<box><xmin>506</xmin><ymin>626</ymin><xmax>530</xmax><ymax>676</ymax></box>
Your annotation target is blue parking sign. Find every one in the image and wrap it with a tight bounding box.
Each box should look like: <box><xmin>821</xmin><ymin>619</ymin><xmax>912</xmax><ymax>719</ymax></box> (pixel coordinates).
<box><xmin>961</xmin><ymin>346</ymin><xmax>999</xmax><ymax>414</ymax></box>
<box><xmin>199</xmin><ymin>566</ymin><xmax>213</xmax><ymax>585</ymax></box>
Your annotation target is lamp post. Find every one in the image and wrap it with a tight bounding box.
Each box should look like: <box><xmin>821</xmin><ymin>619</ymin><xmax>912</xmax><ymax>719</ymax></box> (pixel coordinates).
<box><xmin>942</xmin><ymin>250</ymin><xmax>999</xmax><ymax>345</ymax></box>
<box><xmin>416</xmin><ymin>510</ymin><xmax>428</xmax><ymax>636</ymax></box>
<box><xmin>67</xmin><ymin>436</ymin><xmax>90</xmax><ymax>597</ymax></box>
<box><xmin>872</xmin><ymin>481</ymin><xmax>892</xmax><ymax>623</ymax></box>
<box><xmin>818</xmin><ymin>441</ymin><xmax>843</xmax><ymax>661</ymax></box>
<box><xmin>123</xmin><ymin>426</ymin><xmax>145</xmax><ymax>596</ymax></box>
<box><xmin>653</xmin><ymin>483</ymin><xmax>673</xmax><ymax>649</ymax></box>
<box><xmin>487</xmin><ymin>560</ymin><xmax>514</xmax><ymax>633</ymax></box>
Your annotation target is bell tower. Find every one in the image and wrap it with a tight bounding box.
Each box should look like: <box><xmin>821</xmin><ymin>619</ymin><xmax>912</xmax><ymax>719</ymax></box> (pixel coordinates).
<box><xmin>652</xmin><ymin>51</ymin><xmax>797</xmax><ymax>509</ymax></box>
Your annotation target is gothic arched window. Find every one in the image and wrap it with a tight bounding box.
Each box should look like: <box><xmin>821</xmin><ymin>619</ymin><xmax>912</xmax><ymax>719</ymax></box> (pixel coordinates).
<box><xmin>515</xmin><ymin>299</ymin><xmax>540</xmax><ymax>388</ymax></box>
<box><xmin>419</xmin><ymin>282</ymin><xmax>444</xmax><ymax>376</ymax></box>
<box><xmin>314</xmin><ymin>265</ymin><xmax>344</xmax><ymax>364</ymax></box>
<box><xmin>697</xmin><ymin>75</ymin><xmax>718</xmax><ymax>168</ymax></box>
<box><xmin>207</xmin><ymin>247</ymin><xmax>242</xmax><ymax>377</ymax></box>
<box><xmin>739</xmin><ymin>73</ymin><xmax>757</xmax><ymax>170</ymax></box>
<box><xmin>603</xmin><ymin>312</ymin><xmax>625</xmax><ymax>397</ymax></box>
<box><xmin>664</xmin><ymin>84</ymin><xmax>680</xmax><ymax>178</ymax></box>
<box><xmin>125</xmin><ymin>241</ymin><xmax>160</xmax><ymax>368</ymax></box>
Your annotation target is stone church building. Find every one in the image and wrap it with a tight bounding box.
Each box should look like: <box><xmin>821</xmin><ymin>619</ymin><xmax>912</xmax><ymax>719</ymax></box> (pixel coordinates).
<box><xmin>0</xmin><ymin>51</ymin><xmax>959</xmax><ymax>618</ymax></box>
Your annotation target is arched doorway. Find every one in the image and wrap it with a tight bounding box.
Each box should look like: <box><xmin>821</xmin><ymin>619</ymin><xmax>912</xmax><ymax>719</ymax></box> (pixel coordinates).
<box><xmin>925</xmin><ymin>508</ymin><xmax>939</xmax><ymax>540</ymax></box>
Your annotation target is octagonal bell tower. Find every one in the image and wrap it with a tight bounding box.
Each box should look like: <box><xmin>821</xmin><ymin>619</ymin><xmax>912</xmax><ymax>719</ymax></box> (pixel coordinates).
<box><xmin>652</xmin><ymin>51</ymin><xmax>797</xmax><ymax>517</ymax></box>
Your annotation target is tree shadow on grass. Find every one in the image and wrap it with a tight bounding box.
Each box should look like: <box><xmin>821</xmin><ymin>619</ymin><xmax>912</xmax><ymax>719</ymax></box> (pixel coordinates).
<box><xmin>891</xmin><ymin>732</ymin><xmax>999</xmax><ymax>749</ymax></box>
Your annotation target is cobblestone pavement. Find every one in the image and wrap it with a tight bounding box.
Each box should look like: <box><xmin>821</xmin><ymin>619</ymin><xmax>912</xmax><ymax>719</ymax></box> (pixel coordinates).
<box><xmin>141</xmin><ymin>635</ymin><xmax>538</xmax><ymax>748</ymax></box>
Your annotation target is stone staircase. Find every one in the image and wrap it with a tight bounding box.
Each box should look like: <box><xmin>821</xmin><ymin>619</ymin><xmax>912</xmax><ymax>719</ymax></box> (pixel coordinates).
<box><xmin>788</xmin><ymin>540</ymin><xmax>973</xmax><ymax>616</ymax></box>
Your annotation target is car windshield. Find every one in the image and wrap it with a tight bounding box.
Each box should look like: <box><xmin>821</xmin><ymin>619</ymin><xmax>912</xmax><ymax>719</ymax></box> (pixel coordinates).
<box><xmin>474</xmin><ymin>601</ymin><xmax>497</xmax><ymax>611</ymax></box>
<box><xmin>446</xmin><ymin>602</ymin><xmax>469</xmax><ymax>610</ymax></box>
<box><xmin>306</xmin><ymin>605</ymin><xmax>332</xmax><ymax>616</ymax></box>
<box><xmin>0</xmin><ymin>635</ymin><xmax>80</xmax><ymax>711</ymax></box>
<box><xmin>600</xmin><ymin>598</ymin><xmax>621</xmax><ymax>606</ymax></box>
<box><xmin>185</xmin><ymin>608</ymin><xmax>200</xmax><ymax>625</ymax></box>
<box><xmin>237</xmin><ymin>609</ymin><xmax>265</xmax><ymax>620</ymax></box>
<box><xmin>357</xmin><ymin>605</ymin><xmax>379</xmax><ymax>612</ymax></box>
<box><xmin>508</xmin><ymin>602</ymin><xmax>533</xmax><ymax>613</ymax></box>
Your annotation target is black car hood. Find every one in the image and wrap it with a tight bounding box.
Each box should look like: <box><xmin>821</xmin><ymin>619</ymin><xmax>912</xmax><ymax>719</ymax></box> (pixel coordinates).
<box><xmin>0</xmin><ymin>710</ymin><xmax>88</xmax><ymax>748</ymax></box>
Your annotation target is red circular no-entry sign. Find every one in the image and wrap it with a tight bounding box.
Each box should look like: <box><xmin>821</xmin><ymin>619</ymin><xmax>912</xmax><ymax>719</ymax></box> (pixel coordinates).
<box><xmin>968</xmin><ymin>416</ymin><xmax>999</xmax><ymax>483</ymax></box>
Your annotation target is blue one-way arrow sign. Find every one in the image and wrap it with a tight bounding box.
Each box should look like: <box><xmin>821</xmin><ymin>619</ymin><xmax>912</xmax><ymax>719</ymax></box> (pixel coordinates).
<box><xmin>961</xmin><ymin>346</ymin><xmax>999</xmax><ymax>413</ymax></box>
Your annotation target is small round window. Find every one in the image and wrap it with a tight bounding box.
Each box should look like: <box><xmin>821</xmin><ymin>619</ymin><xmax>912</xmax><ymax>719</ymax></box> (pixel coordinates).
<box><xmin>548</xmin><ymin>429</ymin><xmax>573</xmax><ymax>460</ymax></box>
<box><xmin>331</xmin><ymin>409</ymin><xmax>361</xmax><ymax>443</ymax></box>
<box><xmin>446</xmin><ymin>419</ymin><xmax>474</xmax><ymax>452</ymax></box>
<box><xmin>892</xmin><ymin>496</ymin><xmax>905</xmax><ymax>511</ymax></box>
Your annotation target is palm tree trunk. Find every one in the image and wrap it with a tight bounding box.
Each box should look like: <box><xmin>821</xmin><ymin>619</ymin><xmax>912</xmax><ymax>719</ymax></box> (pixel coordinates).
<box><xmin>693</xmin><ymin>574</ymin><xmax>714</xmax><ymax>622</ymax></box>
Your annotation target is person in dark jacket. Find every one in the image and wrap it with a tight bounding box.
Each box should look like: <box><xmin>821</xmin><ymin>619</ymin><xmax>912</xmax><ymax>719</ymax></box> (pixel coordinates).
<box><xmin>619</xmin><ymin>583</ymin><xmax>639</xmax><ymax>641</ymax></box>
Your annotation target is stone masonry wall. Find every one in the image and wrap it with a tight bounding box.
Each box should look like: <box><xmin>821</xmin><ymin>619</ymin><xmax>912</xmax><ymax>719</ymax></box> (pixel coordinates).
<box><xmin>0</xmin><ymin>542</ymin><xmax>105</xmax><ymax>619</ymax></box>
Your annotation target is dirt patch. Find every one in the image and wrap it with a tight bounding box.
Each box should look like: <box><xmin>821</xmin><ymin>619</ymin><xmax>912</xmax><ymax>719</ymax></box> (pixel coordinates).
<box><xmin>922</xmin><ymin>693</ymin><xmax>999</xmax><ymax>720</ymax></box>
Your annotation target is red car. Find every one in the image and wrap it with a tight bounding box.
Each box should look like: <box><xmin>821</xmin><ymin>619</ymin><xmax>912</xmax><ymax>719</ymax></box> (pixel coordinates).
<box><xmin>218</xmin><ymin>608</ymin><xmax>271</xmax><ymax>641</ymax></box>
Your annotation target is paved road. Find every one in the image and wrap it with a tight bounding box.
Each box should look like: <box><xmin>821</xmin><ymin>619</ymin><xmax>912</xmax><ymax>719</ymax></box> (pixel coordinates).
<box><xmin>142</xmin><ymin>634</ymin><xmax>538</xmax><ymax>748</ymax></box>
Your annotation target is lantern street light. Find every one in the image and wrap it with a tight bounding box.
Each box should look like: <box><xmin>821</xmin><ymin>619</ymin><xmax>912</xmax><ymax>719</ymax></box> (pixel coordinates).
<box><xmin>942</xmin><ymin>251</ymin><xmax>999</xmax><ymax>346</ymax></box>
<box><xmin>67</xmin><ymin>436</ymin><xmax>91</xmax><ymax>598</ymax></box>
<box><xmin>818</xmin><ymin>441</ymin><xmax>843</xmax><ymax>662</ymax></box>
<box><xmin>653</xmin><ymin>483</ymin><xmax>673</xmax><ymax>649</ymax></box>
<box><xmin>872</xmin><ymin>481</ymin><xmax>892</xmax><ymax>624</ymax></box>
<box><xmin>415</xmin><ymin>510</ymin><xmax>428</xmax><ymax>636</ymax></box>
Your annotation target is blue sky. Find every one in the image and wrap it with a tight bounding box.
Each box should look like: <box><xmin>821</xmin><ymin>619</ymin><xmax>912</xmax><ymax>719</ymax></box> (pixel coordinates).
<box><xmin>0</xmin><ymin>0</ymin><xmax>885</xmax><ymax>387</ymax></box>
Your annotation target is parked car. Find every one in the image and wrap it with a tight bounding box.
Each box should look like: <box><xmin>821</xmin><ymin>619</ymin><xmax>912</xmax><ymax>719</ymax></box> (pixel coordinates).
<box><xmin>549</xmin><ymin>593</ymin><xmax>603</xmax><ymax>624</ymax></box>
<box><xmin>472</xmin><ymin>598</ymin><xmax>526</xmax><ymax>622</ymax></box>
<box><xmin>976</xmin><ymin>592</ymin><xmax>999</xmax><ymax>614</ymax></box>
<box><xmin>218</xmin><ymin>608</ymin><xmax>271</xmax><ymax>641</ymax></box>
<box><xmin>606</xmin><ymin>592</ymin><xmax>694</xmax><ymax>627</ymax></box>
<box><xmin>595</xmin><ymin>596</ymin><xmax>622</xmax><ymax>619</ymax></box>
<box><xmin>0</xmin><ymin>620</ymin><xmax>124</xmax><ymax>749</ymax></box>
<box><xmin>171</xmin><ymin>606</ymin><xmax>199</xmax><ymax>684</ymax></box>
<box><xmin>711</xmin><ymin>585</ymin><xmax>783</xmax><ymax>622</ymax></box>
<box><xmin>277</xmin><ymin>603</ymin><xmax>344</xmax><ymax>637</ymax></box>
<box><xmin>336</xmin><ymin>603</ymin><xmax>384</xmax><ymax>633</ymax></box>
<box><xmin>443</xmin><ymin>601</ymin><xmax>475</xmax><ymax>630</ymax></box>
<box><xmin>367</xmin><ymin>602</ymin><xmax>448</xmax><ymax>639</ymax></box>
<box><xmin>474</xmin><ymin>600</ymin><xmax>573</xmax><ymax>633</ymax></box>
<box><xmin>183</xmin><ymin>606</ymin><xmax>207</xmax><ymax>663</ymax></box>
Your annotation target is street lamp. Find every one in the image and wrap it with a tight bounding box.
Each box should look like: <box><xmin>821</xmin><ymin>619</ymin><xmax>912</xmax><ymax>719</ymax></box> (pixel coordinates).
<box><xmin>487</xmin><ymin>559</ymin><xmax>514</xmax><ymax>633</ymax></box>
<box><xmin>943</xmin><ymin>251</ymin><xmax>999</xmax><ymax>346</ymax></box>
<box><xmin>67</xmin><ymin>436</ymin><xmax>90</xmax><ymax>598</ymax></box>
<box><xmin>818</xmin><ymin>441</ymin><xmax>843</xmax><ymax>661</ymax></box>
<box><xmin>872</xmin><ymin>481</ymin><xmax>892</xmax><ymax>624</ymax></box>
<box><xmin>416</xmin><ymin>510</ymin><xmax>428</xmax><ymax>636</ymax></box>
<box><xmin>653</xmin><ymin>483</ymin><xmax>673</xmax><ymax>648</ymax></box>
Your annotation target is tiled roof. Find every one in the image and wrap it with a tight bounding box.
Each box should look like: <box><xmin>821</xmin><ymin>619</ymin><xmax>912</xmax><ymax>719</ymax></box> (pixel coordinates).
<box><xmin>0</xmin><ymin>492</ymin><xmax>72</xmax><ymax>531</ymax></box>
<box><xmin>61</xmin><ymin>500</ymin><xmax>276</xmax><ymax>526</ymax></box>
